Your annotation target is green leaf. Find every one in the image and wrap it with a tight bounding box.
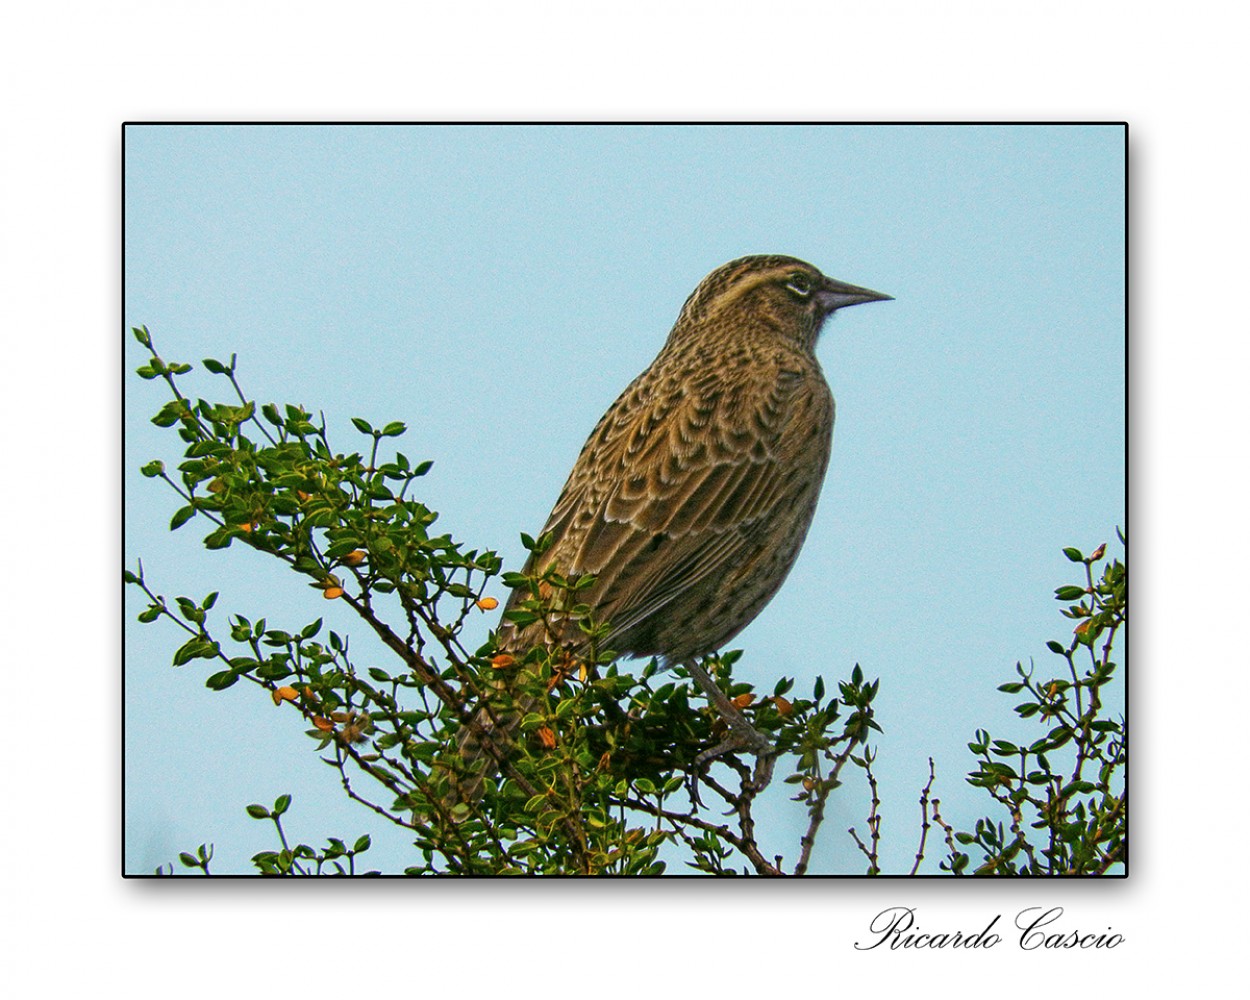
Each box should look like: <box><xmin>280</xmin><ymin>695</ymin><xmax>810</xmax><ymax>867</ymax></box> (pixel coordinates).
<box><xmin>272</xmin><ymin>794</ymin><xmax>291</xmax><ymax>816</ymax></box>
<box><xmin>202</xmin><ymin>357</ymin><xmax>230</xmax><ymax>375</ymax></box>
<box><xmin>203</xmin><ymin>529</ymin><xmax>234</xmax><ymax>550</ymax></box>
<box><xmin>245</xmin><ymin>804</ymin><xmax>271</xmax><ymax>820</ymax></box>
<box><xmin>170</xmin><ymin>505</ymin><xmax>196</xmax><ymax>531</ymax></box>
<box><xmin>255</xmin><ymin>661</ymin><xmax>291</xmax><ymax>681</ymax></box>
<box><xmin>1055</xmin><ymin>585</ymin><xmax>1087</xmax><ymax>601</ymax></box>
<box><xmin>351</xmin><ymin>417</ymin><xmax>374</xmax><ymax>435</ymax></box>
<box><xmin>132</xmin><ymin>325</ymin><xmax>153</xmax><ymax>348</ymax></box>
<box><xmin>381</xmin><ymin>421</ymin><xmax>407</xmax><ymax>437</ymax></box>
<box><xmin>173</xmin><ymin>637</ymin><xmax>215</xmax><ymax>666</ymax></box>
<box><xmin>1062</xmin><ymin>547</ymin><xmax>1085</xmax><ymax>562</ymax></box>
<box><xmin>204</xmin><ymin>670</ymin><xmax>238</xmax><ymax>690</ymax></box>
<box><xmin>1043</xmin><ymin>728</ymin><xmax>1074</xmax><ymax>751</ymax></box>
<box><xmin>150</xmin><ymin>402</ymin><xmax>182</xmax><ymax>427</ymax></box>
<box><xmin>353</xmin><ymin>834</ymin><xmax>372</xmax><ymax>853</ymax></box>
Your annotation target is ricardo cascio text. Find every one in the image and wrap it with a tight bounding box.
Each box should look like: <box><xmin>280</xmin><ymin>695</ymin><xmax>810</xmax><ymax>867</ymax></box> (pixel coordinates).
<box><xmin>854</xmin><ymin>906</ymin><xmax>1124</xmax><ymax>951</ymax></box>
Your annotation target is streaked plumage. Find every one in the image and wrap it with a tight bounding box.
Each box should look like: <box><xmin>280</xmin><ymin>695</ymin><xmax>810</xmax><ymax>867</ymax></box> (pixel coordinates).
<box><xmin>454</xmin><ymin>254</ymin><xmax>890</xmax><ymax>798</ymax></box>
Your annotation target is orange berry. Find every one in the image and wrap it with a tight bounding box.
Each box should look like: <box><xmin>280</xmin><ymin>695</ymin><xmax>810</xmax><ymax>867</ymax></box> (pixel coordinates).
<box><xmin>490</xmin><ymin>653</ymin><xmax>516</xmax><ymax>669</ymax></box>
<box><xmin>272</xmin><ymin>686</ymin><xmax>299</xmax><ymax>706</ymax></box>
<box><xmin>537</xmin><ymin>726</ymin><xmax>557</xmax><ymax>749</ymax></box>
<box><xmin>772</xmin><ymin>695</ymin><xmax>793</xmax><ymax>715</ymax></box>
<box><xmin>341</xmin><ymin>550</ymin><xmax>366</xmax><ymax>566</ymax></box>
<box><xmin>323</xmin><ymin>586</ymin><xmax>344</xmax><ymax>600</ymax></box>
<box><xmin>731</xmin><ymin>693</ymin><xmax>755</xmax><ymax>709</ymax></box>
<box><xmin>475</xmin><ymin>596</ymin><xmax>499</xmax><ymax>611</ymax></box>
<box><xmin>312</xmin><ymin>716</ymin><xmax>333</xmax><ymax>732</ymax></box>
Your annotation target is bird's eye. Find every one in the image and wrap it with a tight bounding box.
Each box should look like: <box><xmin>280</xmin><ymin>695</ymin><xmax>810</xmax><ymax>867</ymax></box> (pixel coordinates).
<box><xmin>785</xmin><ymin>272</ymin><xmax>813</xmax><ymax>298</ymax></box>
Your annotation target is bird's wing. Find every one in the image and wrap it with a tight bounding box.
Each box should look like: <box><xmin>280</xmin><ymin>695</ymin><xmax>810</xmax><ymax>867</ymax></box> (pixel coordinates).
<box><xmin>524</xmin><ymin>358</ymin><xmax>832</xmax><ymax>649</ymax></box>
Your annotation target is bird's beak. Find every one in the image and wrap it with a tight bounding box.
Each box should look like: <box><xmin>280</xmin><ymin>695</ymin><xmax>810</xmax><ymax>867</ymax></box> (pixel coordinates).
<box><xmin>816</xmin><ymin>278</ymin><xmax>893</xmax><ymax>313</ymax></box>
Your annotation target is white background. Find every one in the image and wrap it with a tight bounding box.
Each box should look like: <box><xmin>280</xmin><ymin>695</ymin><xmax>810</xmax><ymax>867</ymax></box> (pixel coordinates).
<box><xmin>5</xmin><ymin>0</ymin><xmax>1241</xmax><ymax>994</ymax></box>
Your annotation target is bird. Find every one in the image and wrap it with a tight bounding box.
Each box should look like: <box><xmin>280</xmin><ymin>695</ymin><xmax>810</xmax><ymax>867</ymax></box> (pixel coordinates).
<box><xmin>451</xmin><ymin>254</ymin><xmax>891</xmax><ymax>805</ymax></box>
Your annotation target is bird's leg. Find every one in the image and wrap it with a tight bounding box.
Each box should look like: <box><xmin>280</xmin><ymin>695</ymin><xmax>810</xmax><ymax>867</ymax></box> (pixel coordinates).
<box><xmin>683</xmin><ymin>659</ymin><xmax>777</xmax><ymax>795</ymax></box>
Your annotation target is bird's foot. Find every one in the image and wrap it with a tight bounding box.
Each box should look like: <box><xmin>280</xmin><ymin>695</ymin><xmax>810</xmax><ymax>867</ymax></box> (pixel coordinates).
<box><xmin>692</xmin><ymin>730</ymin><xmax>778</xmax><ymax>793</ymax></box>
<box><xmin>682</xmin><ymin>658</ymin><xmax>777</xmax><ymax>796</ymax></box>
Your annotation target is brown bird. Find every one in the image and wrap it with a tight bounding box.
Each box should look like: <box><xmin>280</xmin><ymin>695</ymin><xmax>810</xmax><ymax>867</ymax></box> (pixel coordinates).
<box><xmin>454</xmin><ymin>254</ymin><xmax>891</xmax><ymax>801</ymax></box>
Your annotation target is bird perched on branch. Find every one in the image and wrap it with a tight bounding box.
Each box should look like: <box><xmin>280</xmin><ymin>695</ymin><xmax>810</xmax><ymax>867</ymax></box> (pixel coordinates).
<box><xmin>453</xmin><ymin>254</ymin><xmax>891</xmax><ymax>803</ymax></box>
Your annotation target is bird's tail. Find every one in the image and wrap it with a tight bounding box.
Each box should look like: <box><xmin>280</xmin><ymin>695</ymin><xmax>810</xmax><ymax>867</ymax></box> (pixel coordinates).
<box><xmin>442</xmin><ymin>581</ymin><xmax>581</xmax><ymax>812</ymax></box>
<box><xmin>444</xmin><ymin>686</ymin><xmax>537</xmax><ymax>809</ymax></box>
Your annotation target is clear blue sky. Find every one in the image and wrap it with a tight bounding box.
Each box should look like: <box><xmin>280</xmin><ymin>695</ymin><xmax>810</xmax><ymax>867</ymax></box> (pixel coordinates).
<box><xmin>124</xmin><ymin>124</ymin><xmax>1124</xmax><ymax>874</ymax></box>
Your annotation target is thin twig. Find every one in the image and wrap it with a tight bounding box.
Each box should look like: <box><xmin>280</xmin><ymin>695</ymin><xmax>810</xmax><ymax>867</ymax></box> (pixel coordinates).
<box><xmin>908</xmin><ymin>758</ymin><xmax>937</xmax><ymax>876</ymax></box>
<box><xmin>794</xmin><ymin>730</ymin><xmax>862</xmax><ymax>875</ymax></box>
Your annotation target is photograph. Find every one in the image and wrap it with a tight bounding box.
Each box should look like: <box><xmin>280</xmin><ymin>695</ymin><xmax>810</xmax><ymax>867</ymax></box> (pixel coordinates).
<box><xmin>123</xmin><ymin>123</ymin><xmax>1126</xmax><ymax>877</ymax></box>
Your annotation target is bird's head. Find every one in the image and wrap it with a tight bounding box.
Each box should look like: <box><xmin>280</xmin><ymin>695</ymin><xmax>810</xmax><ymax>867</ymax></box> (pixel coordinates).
<box><xmin>672</xmin><ymin>254</ymin><xmax>892</xmax><ymax>352</ymax></box>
